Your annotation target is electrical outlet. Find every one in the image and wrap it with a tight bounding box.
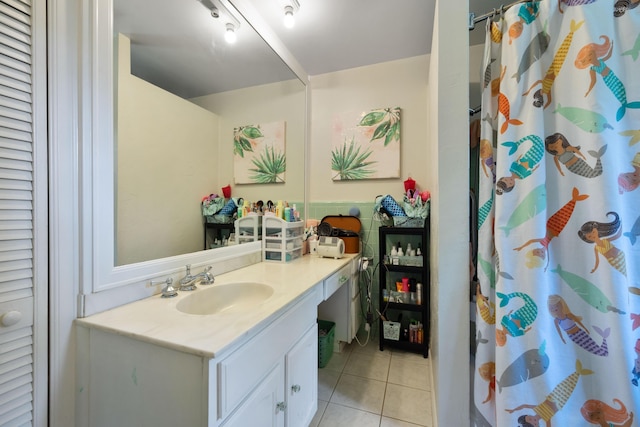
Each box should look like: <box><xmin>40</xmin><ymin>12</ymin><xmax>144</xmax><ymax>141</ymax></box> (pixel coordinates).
<box><xmin>364</xmin><ymin>323</ymin><xmax>371</xmax><ymax>332</ymax></box>
<box><xmin>359</xmin><ymin>257</ymin><xmax>370</xmax><ymax>271</ymax></box>
<box><xmin>366</xmin><ymin>312</ymin><xmax>373</xmax><ymax>324</ymax></box>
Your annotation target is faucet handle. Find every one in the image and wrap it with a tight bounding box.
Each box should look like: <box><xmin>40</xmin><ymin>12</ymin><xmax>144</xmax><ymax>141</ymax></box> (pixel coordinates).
<box><xmin>201</xmin><ymin>265</ymin><xmax>215</xmax><ymax>285</ymax></box>
<box><xmin>151</xmin><ymin>278</ymin><xmax>178</xmax><ymax>298</ymax></box>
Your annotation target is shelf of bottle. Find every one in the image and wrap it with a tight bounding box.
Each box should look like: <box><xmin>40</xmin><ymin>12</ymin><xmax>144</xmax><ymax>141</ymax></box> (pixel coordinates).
<box><xmin>382</xmin><ymin>263</ymin><xmax>424</xmax><ymax>273</ymax></box>
<box><xmin>382</xmin><ymin>301</ymin><xmax>426</xmax><ymax>312</ymax></box>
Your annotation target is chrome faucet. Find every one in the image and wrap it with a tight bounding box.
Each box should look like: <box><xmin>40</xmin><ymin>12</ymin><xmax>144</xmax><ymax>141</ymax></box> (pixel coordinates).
<box><xmin>179</xmin><ymin>264</ymin><xmax>215</xmax><ymax>291</ymax></box>
<box><xmin>151</xmin><ymin>277</ymin><xmax>178</xmax><ymax>298</ymax></box>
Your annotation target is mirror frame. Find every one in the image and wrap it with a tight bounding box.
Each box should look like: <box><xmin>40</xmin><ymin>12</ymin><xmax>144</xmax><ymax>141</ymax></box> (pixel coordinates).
<box><xmin>80</xmin><ymin>0</ymin><xmax>309</xmax><ymax>315</ymax></box>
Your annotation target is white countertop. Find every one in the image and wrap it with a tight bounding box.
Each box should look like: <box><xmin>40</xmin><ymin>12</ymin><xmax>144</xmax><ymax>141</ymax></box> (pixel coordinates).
<box><xmin>75</xmin><ymin>254</ymin><xmax>356</xmax><ymax>358</ymax></box>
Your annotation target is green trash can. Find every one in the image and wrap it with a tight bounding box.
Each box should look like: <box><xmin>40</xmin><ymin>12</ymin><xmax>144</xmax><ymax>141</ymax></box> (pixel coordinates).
<box><xmin>318</xmin><ymin>320</ymin><xmax>335</xmax><ymax>368</ymax></box>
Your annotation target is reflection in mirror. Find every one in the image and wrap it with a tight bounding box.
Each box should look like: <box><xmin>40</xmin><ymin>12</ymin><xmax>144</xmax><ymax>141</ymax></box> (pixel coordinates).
<box><xmin>113</xmin><ymin>0</ymin><xmax>306</xmax><ymax>266</ymax></box>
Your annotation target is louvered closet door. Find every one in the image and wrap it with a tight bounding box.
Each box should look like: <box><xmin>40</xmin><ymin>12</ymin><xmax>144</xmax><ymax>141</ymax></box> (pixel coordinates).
<box><xmin>0</xmin><ymin>0</ymin><xmax>44</xmax><ymax>426</ymax></box>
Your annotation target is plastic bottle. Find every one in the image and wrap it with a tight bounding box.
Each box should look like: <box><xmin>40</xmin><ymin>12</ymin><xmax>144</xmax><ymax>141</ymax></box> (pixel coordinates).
<box><xmin>416</xmin><ymin>283</ymin><xmax>422</xmax><ymax>305</ymax></box>
<box><xmin>276</xmin><ymin>200</ymin><xmax>283</xmax><ymax>219</ymax></box>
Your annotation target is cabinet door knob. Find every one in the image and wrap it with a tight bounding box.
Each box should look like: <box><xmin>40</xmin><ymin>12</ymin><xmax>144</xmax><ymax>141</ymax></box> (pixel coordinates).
<box><xmin>1</xmin><ymin>310</ymin><xmax>22</xmax><ymax>327</ymax></box>
<box><xmin>276</xmin><ymin>401</ymin><xmax>287</xmax><ymax>413</ymax></box>
<box><xmin>291</xmin><ymin>384</ymin><xmax>301</xmax><ymax>393</ymax></box>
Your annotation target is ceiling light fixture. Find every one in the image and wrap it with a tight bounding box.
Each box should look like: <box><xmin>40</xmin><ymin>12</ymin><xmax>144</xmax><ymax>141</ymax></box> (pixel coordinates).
<box><xmin>200</xmin><ymin>0</ymin><xmax>241</xmax><ymax>44</ymax></box>
<box><xmin>224</xmin><ymin>23</ymin><xmax>237</xmax><ymax>44</ymax></box>
<box><xmin>283</xmin><ymin>0</ymin><xmax>300</xmax><ymax>29</ymax></box>
<box><xmin>283</xmin><ymin>5</ymin><xmax>295</xmax><ymax>28</ymax></box>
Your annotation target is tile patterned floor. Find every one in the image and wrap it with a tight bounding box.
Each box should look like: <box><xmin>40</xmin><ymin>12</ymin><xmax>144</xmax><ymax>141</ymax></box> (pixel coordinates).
<box><xmin>310</xmin><ymin>340</ymin><xmax>434</xmax><ymax>427</ymax></box>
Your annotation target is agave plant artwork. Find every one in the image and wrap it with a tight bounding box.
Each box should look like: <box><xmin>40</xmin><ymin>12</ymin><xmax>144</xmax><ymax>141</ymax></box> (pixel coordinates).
<box><xmin>358</xmin><ymin>107</ymin><xmax>401</xmax><ymax>146</ymax></box>
<box><xmin>250</xmin><ymin>145</ymin><xmax>286</xmax><ymax>183</ymax></box>
<box><xmin>332</xmin><ymin>137</ymin><xmax>376</xmax><ymax>180</ymax></box>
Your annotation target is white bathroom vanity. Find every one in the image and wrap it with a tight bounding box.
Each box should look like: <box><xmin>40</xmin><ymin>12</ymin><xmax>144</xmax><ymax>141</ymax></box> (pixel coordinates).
<box><xmin>75</xmin><ymin>255</ymin><xmax>359</xmax><ymax>427</ymax></box>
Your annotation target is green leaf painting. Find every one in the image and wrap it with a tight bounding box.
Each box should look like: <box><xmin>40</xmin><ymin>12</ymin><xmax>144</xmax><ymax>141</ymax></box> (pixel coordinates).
<box><xmin>233</xmin><ymin>125</ymin><xmax>264</xmax><ymax>158</ymax></box>
<box><xmin>331</xmin><ymin>107</ymin><xmax>401</xmax><ymax>180</ymax></box>
<box><xmin>358</xmin><ymin>107</ymin><xmax>401</xmax><ymax>146</ymax></box>
<box><xmin>234</xmin><ymin>121</ymin><xmax>286</xmax><ymax>184</ymax></box>
<box><xmin>332</xmin><ymin>138</ymin><xmax>376</xmax><ymax>180</ymax></box>
<box><xmin>250</xmin><ymin>146</ymin><xmax>286</xmax><ymax>183</ymax></box>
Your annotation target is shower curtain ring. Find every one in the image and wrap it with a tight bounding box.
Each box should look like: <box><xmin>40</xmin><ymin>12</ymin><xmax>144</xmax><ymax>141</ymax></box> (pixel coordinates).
<box><xmin>499</xmin><ymin>4</ymin><xmax>505</xmax><ymax>19</ymax></box>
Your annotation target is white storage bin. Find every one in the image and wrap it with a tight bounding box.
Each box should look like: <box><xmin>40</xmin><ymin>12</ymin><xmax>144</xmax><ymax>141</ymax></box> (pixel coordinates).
<box><xmin>235</xmin><ymin>215</ymin><xmax>262</xmax><ymax>244</ymax></box>
<box><xmin>262</xmin><ymin>216</ymin><xmax>304</xmax><ymax>262</ymax></box>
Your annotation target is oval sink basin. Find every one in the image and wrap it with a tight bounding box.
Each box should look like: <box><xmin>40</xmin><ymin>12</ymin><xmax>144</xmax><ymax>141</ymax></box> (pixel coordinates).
<box><xmin>176</xmin><ymin>282</ymin><xmax>274</xmax><ymax>315</ymax></box>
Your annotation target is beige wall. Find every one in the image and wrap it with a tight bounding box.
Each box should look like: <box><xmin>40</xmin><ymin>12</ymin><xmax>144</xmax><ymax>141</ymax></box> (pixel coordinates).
<box><xmin>116</xmin><ymin>34</ymin><xmax>219</xmax><ymax>265</ymax></box>
<box><xmin>308</xmin><ymin>55</ymin><xmax>431</xmax><ymax>202</ymax></box>
<box><xmin>308</xmin><ymin>48</ymin><xmax>473</xmax><ymax>425</ymax></box>
<box><xmin>192</xmin><ymin>79</ymin><xmax>306</xmax><ymax>205</ymax></box>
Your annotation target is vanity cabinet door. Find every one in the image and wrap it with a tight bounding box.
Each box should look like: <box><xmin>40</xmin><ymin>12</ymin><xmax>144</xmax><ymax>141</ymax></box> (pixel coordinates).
<box><xmin>221</xmin><ymin>363</ymin><xmax>285</xmax><ymax>427</ymax></box>
<box><xmin>285</xmin><ymin>324</ymin><xmax>318</xmax><ymax>427</ymax></box>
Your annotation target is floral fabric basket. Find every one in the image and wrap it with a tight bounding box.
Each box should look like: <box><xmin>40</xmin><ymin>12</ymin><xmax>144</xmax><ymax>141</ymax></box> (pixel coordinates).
<box><xmin>396</xmin><ymin>196</ymin><xmax>429</xmax><ymax>227</ymax></box>
<box><xmin>393</xmin><ymin>216</ymin><xmax>426</xmax><ymax>227</ymax></box>
<box><xmin>202</xmin><ymin>197</ymin><xmax>225</xmax><ymax>216</ymax></box>
<box><xmin>204</xmin><ymin>214</ymin><xmax>235</xmax><ymax>224</ymax></box>
<box><xmin>202</xmin><ymin>197</ymin><xmax>236</xmax><ymax>223</ymax></box>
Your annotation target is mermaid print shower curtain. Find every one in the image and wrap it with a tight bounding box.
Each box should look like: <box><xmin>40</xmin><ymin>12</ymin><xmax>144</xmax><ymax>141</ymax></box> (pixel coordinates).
<box><xmin>473</xmin><ymin>1</ymin><xmax>640</xmax><ymax>426</ymax></box>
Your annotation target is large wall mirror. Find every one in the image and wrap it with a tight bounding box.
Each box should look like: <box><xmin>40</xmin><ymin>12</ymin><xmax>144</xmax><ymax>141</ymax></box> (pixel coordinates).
<box><xmin>83</xmin><ymin>0</ymin><xmax>307</xmax><ymax>303</ymax></box>
<box><xmin>113</xmin><ymin>0</ymin><xmax>307</xmax><ymax>266</ymax></box>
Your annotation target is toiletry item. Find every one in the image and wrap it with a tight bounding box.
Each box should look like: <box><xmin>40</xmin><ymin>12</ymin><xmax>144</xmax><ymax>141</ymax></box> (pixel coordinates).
<box><xmin>284</xmin><ymin>207</ymin><xmax>291</xmax><ymax>222</ymax></box>
<box><xmin>396</xmin><ymin>281</ymin><xmax>403</xmax><ymax>292</ymax></box>
<box><xmin>416</xmin><ymin>283</ymin><xmax>423</xmax><ymax>305</ymax></box>
<box><xmin>401</xmin><ymin>292</ymin><xmax>410</xmax><ymax>303</ymax></box>
<box><xmin>390</xmin><ymin>246</ymin><xmax>398</xmax><ymax>257</ymax></box>
<box><xmin>276</xmin><ymin>200</ymin><xmax>283</xmax><ymax>219</ymax></box>
<box><xmin>409</xmin><ymin>322</ymin><xmax>418</xmax><ymax>343</ymax></box>
<box><xmin>308</xmin><ymin>235</ymin><xmax>318</xmax><ymax>255</ymax></box>
<box><xmin>406</xmin><ymin>243</ymin><xmax>412</xmax><ymax>254</ymax></box>
<box><xmin>401</xmin><ymin>277</ymin><xmax>409</xmax><ymax>292</ymax></box>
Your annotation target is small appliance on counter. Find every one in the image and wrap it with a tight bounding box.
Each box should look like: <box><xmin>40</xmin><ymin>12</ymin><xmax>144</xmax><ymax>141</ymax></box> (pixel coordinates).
<box><xmin>316</xmin><ymin>236</ymin><xmax>345</xmax><ymax>259</ymax></box>
<box><xmin>318</xmin><ymin>215</ymin><xmax>361</xmax><ymax>253</ymax></box>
